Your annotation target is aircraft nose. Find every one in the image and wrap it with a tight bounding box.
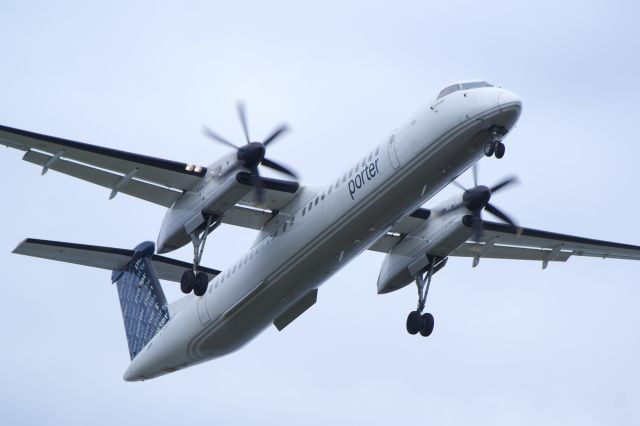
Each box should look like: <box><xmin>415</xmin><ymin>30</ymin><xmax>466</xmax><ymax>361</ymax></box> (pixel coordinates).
<box><xmin>496</xmin><ymin>89</ymin><xmax>521</xmax><ymax>108</ymax></box>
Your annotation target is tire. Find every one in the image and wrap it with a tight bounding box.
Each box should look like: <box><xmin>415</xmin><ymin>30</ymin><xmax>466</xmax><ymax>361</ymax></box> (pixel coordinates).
<box><xmin>484</xmin><ymin>140</ymin><xmax>496</xmax><ymax>157</ymax></box>
<box><xmin>406</xmin><ymin>311</ymin><xmax>422</xmax><ymax>335</ymax></box>
<box><xmin>194</xmin><ymin>272</ymin><xmax>209</xmax><ymax>297</ymax></box>
<box><xmin>181</xmin><ymin>270</ymin><xmax>195</xmax><ymax>294</ymax></box>
<box><xmin>419</xmin><ymin>313</ymin><xmax>434</xmax><ymax>336</ymax></box>
<box><xmin>494</xmin><ymin>142</ymin><xmax>505</xmax><ymax>159</ymax></box>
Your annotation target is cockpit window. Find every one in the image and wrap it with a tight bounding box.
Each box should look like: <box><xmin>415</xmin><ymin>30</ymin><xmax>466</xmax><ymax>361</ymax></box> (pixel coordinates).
<box><xmin>437</xmin><ymin>81</ymin><xmax>493</xmax><ymax>100</ymax></box>
<box><xmin>460</xmin><ymin>81</ymin><xmax>492</xmax><ymax>90</ymax></box>
<box><xmin>437</xmin><ymin>84</ymin><xmax>460</xmax><ymax>100</ymax></box>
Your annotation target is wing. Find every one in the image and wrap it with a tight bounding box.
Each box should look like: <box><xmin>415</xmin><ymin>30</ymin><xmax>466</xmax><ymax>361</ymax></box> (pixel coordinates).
<box><xmin>451</xmin><ymin>219</ymin><xmax>640</xmax><ymax>268</ymax></box>
<box><xmin>368</xmin><ymin>208</ymin><xmax>431</xmax><ymax>252</ymax></box>
<box><xmin>221</xmin><ymin>175</ymin><xmax>301</xmax><ymax>230</ymax></box>
<box><xmin>0</xmin><ymin>124</ymin><xmax>207</xmax><ymax>207</ymax></box>
<box><xmin>12</xmin><ymin>238</ymin><xmax>220</xmax><ymax>282</ymax></box>
<box><xmin>369</xmin><ymin>212</ymin><xmax>640</xmax><ymax>269</ymax></box>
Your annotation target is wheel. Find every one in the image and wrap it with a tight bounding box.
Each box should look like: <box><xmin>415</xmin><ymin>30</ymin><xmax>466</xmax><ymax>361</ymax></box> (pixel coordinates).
<box><xmin>180</xmin><ymin>270</ymin><xmax>195</xmax><ymax>294</ymax></box>
<box><xmin>419</xmin><ymin>313</ymin><xmax>434</xmax><ymax>337</ymax></box>
<box><xmin>406</xmin><ymin>311</ymin><xmax>422</xmax><ymax>335</ymax></box>
<box><xmin>494</xmin><ymin>142</ymin><xmax>505</xmax><ymax>159</ymax></box>
<box><xmin>194</xmin><ymin>272</ymin><xmax>209</xmax><ymax>297</ymax></box>
<box><xmin>484</xmin><ymin>140</ymin><xmax>496</xmax><ymax>157</ymax></box>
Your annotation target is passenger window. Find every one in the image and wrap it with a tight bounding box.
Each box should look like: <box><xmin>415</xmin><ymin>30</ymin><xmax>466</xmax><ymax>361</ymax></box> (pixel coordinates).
<box><xmin>290</xmin><ymin>217</ymin><xmax>295</xmax><ymax>226</ymax></box>
<box><xmin>321</xmin><ymin>192</ymin><xmax>325</xmax><ymax>201</ymax></box>
<box><xmin>348</xmin><ymin>168</ymin><xmax>353</xmax><ymax>177</ymax></box>
<box><xmin>274</xmin><ymin>229</ymin><xmax>279</xmax><ymax>238</ymax></box>
<box><xmin>302</xmin><ymin>206</ymin><xmax>306</xmax><ymax>216</ymax></box>
<box><xmin>283</xmin><ymin>222</ymin><xmax>287</xmax><ymax>233</ymax></box>
<box><xmin>361</xmin><ymin>159</ymin><xmax>366</xmax><ymax>167</ymax></box>
<box><xmin>342</xmin><ymin>174</ymin><xmax>347</xmax><ymax>183</ymax></box>
<box><xmin>328</xmin><ymin>185</ymin><xmax>332</xmax><ymax>195</ymax></box>
<box><xmin>368</xmin><ymin>153</ymin><xmax>373</xmax><ymax>161</ymax></box>
<box><xmin>309</xmin><ymin>201</ymin><xmax>313</xmax><ymax>211</ymax></box>
<box><xmin>315</xmin><ymin>197</ymin><xmax>319</xmax><ymax>205</ymax></box>
<box><xmin>375</xmin><ymin>146</ymin><xmax>380</xmax><ymax>156</ymax></box>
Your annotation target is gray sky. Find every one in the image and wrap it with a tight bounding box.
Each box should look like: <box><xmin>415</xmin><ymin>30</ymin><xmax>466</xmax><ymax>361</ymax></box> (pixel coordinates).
<box><xmin>1</xmin><ymin>1</ymin><xmax>640</xmax><ymax>424</ymax></box>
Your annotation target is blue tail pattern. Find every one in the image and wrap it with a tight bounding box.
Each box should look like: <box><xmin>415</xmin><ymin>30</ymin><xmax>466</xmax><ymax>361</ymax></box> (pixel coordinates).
<box><xmin>111</xmin><ymin>241</ymin><xmax>169</xmax><ymax>360</ymax></box>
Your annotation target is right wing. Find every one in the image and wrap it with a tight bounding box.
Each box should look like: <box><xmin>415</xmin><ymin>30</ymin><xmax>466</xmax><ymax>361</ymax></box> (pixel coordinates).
<box><xmin>0</xmin><ymin>124</ymin><xmax>207</xmax><ymax>207</ymax></box>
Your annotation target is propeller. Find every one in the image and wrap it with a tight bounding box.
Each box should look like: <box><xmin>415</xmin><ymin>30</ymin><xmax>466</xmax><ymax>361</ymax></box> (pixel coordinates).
<box><xmin>450</xmin><ymin>164</ymin><xmax>520</xmax><ymax>242</ymax></box>
<box><xmin>203</xmin><ymin>102</ymin><xmax>298</xmax><ymax>203</ymax></box>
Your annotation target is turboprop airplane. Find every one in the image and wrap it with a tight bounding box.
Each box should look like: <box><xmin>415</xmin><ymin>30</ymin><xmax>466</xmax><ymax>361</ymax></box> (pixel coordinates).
<box><xmin>2</xmin><ymin>80</ymin><xmax>640</xmax><ymax>382</ymax></box>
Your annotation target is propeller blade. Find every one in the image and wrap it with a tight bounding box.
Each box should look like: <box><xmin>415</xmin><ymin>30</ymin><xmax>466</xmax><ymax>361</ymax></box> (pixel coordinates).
<box><xmin>490</xmin><ymin>176</ymin><xmax>518</xmax><ymax>194</ymax></box>
<box><xmin>452</xmin><ymin>180</ymin><xmax>467</xmax><ymax>191</ymax></box>
<box><xmin>485</xmin><ymin>203</ymin><xmax>518</xmax><ymax>229</ymax></box>
<box><xmin>203</xmin><ymin>126</ymin><xmax>239</xmax><ymax>149</ymax></box>
<box><xmin>473</xmin><ymin>163</ymin><xmax>478</xmax><ymax>187</ymax></box>
<box><xmin>472</xmin><ymin>210</ymin><xmax>483</xmax><ymax>242</ymax></box>
<box><xmin>237</xmin><ymin>102</ymin><xmax>250</xmax><ymax>144</ymax></box>
<box><xmin>262</xmin><ymin>157</ymin><xmax>298</xmax><ymax>179</ymax></box>
<box><xmin>262</xmin><ymin>125</ymin><xmax>289</xmax><ymax>146</ymax></box>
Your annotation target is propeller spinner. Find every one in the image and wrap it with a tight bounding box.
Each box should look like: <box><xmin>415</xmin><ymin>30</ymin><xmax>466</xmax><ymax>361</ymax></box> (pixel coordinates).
<box><xmin>451</xmin><ymin>164</ymin><xmax>520</xmax><ymax>241</ymax></box>
<box><xmin>203</xmin><ymin>103</ymin><xmax>298</xmax><ymax>202</ymax></box>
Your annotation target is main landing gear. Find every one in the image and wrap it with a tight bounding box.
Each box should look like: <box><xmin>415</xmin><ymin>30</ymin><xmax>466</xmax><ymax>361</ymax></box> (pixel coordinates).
<box><xmin>406</xmin><ymin>256</ymin><xmax>437</xmax><ymax>337</ymax></box>
<box><xmin>483</xmin><ymin>131</ymin><xmax>506</xmax><ymax>159</ymax></box>
<box><xmin>180</xmin><ymin>215</ymin><xmax>218</xmax><ymax>297</ymax></box>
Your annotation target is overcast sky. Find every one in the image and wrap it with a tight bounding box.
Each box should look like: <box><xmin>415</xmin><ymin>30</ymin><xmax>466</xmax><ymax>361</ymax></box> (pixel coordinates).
<box><xmin>1</xmin><ymin>1</ymin><xmax>640</xmax><ymax>425</ymax></box>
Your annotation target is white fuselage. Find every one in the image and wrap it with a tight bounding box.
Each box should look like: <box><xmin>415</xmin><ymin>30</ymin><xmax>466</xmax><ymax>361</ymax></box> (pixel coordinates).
<box><xmin>124</xmin><ymin>85</ymin><xmax>522</xmax><ymax>381</ymax></box>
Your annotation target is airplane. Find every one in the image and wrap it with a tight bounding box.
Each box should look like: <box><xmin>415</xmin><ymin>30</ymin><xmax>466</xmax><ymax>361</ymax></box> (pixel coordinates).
<box><xmin>2</xmin><ymin>80</ymin><xmax>640</xmax><ymax>382</ymax></box>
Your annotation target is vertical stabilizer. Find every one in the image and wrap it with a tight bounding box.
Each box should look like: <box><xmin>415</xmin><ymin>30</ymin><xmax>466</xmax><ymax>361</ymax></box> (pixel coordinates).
<box><xmin>111</xmin><ymin>241</ymin><xmax>169</xmax><ymax>360</ymax></box>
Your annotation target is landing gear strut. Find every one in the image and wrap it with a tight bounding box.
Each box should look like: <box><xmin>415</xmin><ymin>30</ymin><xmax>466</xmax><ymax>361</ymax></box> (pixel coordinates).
<box><xmin>181</xmin><ymin>215</ymin><xmax>218</xmax><ymax>296</ymax></box>
<box><xmin>406</xmin><ymin>255</ymin><xmax>436</xmax><ymax>337</ymax></box>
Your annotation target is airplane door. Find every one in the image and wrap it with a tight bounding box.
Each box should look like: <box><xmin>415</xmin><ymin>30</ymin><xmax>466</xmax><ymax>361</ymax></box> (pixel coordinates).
<box><xmin>388</xmin><ymin>133</ymin><xmax>401</xmax><ymax>170</ymax></box>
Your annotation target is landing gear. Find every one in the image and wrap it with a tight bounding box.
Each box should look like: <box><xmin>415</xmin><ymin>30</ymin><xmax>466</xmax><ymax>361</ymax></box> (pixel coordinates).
<box><xmin>181</xmin><ymin>214</ymin><xmax>218</xmax><ymax>296</ymax></box>
<box><xmin>406</xmin><ymin>255</ymin><xmax>437</xmax><ymax>337</ymax></box>
<box><xmin>181</xmin><ymin>270</ymin><xmax>195</xmax><ymax>294</ymax></box>
<box><xmin>194</xmin><ymin>272</ymin><xmax>209</xmax><ymax>297</ymax></box>
<box><xmin>483</xmin><ymin>140</ymin><xmax>496</xmax><ymax>157</ymax></box>
<box><xmin>485</xmin><ymin>129</ymin><xmax>506</xmax><ymax>159</ymax></box>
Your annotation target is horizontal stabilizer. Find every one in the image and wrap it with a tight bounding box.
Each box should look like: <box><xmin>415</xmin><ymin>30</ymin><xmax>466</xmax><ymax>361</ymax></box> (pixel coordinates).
<box><xmin>13</xmin><ymin>238</ymin><xmax>220</xmax><ymax>282</ymax></box>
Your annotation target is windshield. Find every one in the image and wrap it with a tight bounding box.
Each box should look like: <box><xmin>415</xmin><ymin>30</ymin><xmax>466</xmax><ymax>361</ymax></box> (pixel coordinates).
<box><xmin>437</xmin><ymin>81</ymin><xmax>493</xmax><ymax>100</ymax></box>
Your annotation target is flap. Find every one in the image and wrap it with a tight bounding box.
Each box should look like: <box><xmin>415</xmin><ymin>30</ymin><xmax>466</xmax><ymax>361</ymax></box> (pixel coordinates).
<box><xmin>450</xmin><ymin>243</ymin><xmax>573</xmax><ymax>262</ymax></box>
<box><xmin>471</xmin><ymin>218</ymin><xmax>640</xmax><ymax>261</ymax></box>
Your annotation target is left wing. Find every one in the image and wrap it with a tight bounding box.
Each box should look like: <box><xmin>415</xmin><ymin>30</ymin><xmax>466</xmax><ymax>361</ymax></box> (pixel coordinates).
<box><xmin>370</xmin><ymin>211</ymin><xmax>640</xmax><ymax>268</ymax></box>
<box><xmin>451</xmin><ymin>218</ymin><xmax>640</xmax><ymax>268</ymax></box>
<box><xmin>0</xmin><ymin>124</ymin><xmax>207</xmax><ymax>207</ymax></box>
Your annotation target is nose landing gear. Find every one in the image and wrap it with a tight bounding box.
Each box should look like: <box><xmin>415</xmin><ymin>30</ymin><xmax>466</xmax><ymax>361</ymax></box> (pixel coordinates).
<box><xmin>180</xmin><ymin>214</ymin><xmax>220</xmax><ymax>297</ymax></box>
<box><xmin>406</xmin><ymin>255</ymin><xmax>439</xmax><ymax>337</ymax></box>
<box><xmin>484</xmin><ymin>130</ymin><xmax>506</xmax><ymax>159</ymax></box>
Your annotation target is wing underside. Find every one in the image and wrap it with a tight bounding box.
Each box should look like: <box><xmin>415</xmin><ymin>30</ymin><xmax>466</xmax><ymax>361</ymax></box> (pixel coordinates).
<box><xmin>0</xmin><ymin>124</ymin><xmax>206</xmax><ymax>207</ymax></box>
<box><xmin>369</xmin><ymin>211</ymin><xmax>640</xmax><ymax>268</ymax></box>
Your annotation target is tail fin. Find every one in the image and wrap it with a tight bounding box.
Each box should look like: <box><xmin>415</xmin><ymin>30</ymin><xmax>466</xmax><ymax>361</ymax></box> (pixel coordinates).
<box><xmin>110</xmin><ymin>242</ymin><xmax>169</xmax><ymax>360</ymax></box>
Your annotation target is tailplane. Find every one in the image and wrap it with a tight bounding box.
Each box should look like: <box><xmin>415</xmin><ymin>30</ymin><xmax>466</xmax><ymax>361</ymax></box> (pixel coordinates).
<box><xmin>12</xmin><ymin>238</ymin><xmax>220</xmax><ymax>360</ymax></box>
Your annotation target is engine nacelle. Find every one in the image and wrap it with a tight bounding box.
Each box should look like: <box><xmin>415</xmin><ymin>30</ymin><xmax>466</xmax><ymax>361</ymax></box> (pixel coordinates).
<box><xmin>157</xmin><ymin>172</ymin><xmax>253</xmax><ymax>253</ymax></box>
<box><xmin>377</xmin><ymin>209</ymin><xmax>472</xmax><ymax>294</ymax></box>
